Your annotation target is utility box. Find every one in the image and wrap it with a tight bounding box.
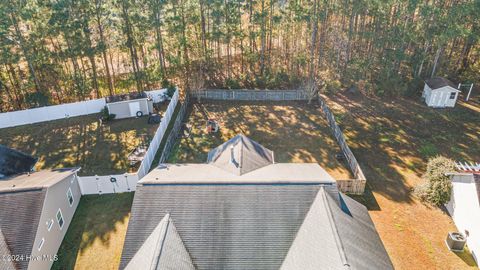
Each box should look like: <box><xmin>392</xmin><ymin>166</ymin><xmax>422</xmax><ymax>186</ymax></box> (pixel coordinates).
<box><xmin>445</xmin><ymin>232</ymin><xmax>466</xmax><ymax>252</ymax></box>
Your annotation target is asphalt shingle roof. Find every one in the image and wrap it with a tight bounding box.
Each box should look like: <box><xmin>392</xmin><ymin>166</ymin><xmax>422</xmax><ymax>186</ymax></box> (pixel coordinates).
<box><xmin>425</xmin><ymin>77</ymin><xmax>458</xmax><ymax>90</ymax></box>
<box><xmin>120</xmin><ymin>183</ymin><xmax>392</xmax><ymax>270</ymax></box>
<box><xmin>0</xmin><ymin>229</ymin><xmax>16</xmax><ymax>270</ymax></box>
<box><xmin>0</xmin><ymin>189</ymin><xmax>46</xmax><ymax>270</ymax></box>
<box><xmin>207</xmin><ymin>134</ymin><xmax>274</xmax><ymax>175</ymax></box>
<box><xmin>125</xmin><ymin>214</ymin><xmax>195</xmax><ymax>270</ymax></box>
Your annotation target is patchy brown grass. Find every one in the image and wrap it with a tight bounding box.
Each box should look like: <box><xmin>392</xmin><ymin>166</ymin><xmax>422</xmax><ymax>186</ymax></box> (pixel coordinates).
<box><xmin>325</xmin><ymin>92</ymin><xmax>479</xmax><ymax>270</ymax></box>
<box><xmin>0</xmin><ymin>115</ymin><xmax>158</xmax><ymax>175</ymax></box>
<box><xmin>168</xmin><ymin>101</ymin><xmax>352</xmax><ymax>179</ymax></box>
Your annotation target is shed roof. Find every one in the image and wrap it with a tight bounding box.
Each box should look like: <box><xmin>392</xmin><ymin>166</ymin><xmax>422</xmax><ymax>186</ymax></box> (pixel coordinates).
<box><xmin>106</xmin><ymin>92</ymin><xmax>148</xmax><ymax>103</ymax></box>
<box><xmin>207</xmin><ymin>134</ymin><xmax>274</xmax><ymax>175</ymax></box>
<box><xmin>121</xmin><ymin>183</ymin><xmax>392</xmax><ymax>270</ymax></box>
<box><xmin>425</xmin><ymin>77</ymin><xmax>458</xmax><ymax>90</ymax></box>
<box><xmin>0</xmin><ymin>145</ymin><xmax>37</xmax><ymax>178</ymax></box>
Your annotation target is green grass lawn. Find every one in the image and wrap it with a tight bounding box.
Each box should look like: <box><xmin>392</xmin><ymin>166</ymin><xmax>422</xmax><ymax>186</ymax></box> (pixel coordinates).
<box><xmin>168</xmin><ymin>101</ymin><xmax>352</xmax><ymax>179</ymax></box>
<box><xmin>52</xmin><ymin>193</ymin><xmax>134</xmax><ymax>270</ymax></box>
<box><xmin>0</xmin><ymin>114</ymin><xmax>158</xmax><ymax>175</ymax></box>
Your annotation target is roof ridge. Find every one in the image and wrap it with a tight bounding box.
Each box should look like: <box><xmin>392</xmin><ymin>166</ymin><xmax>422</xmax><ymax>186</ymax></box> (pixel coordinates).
<box><xmin>150</xmin><ymin>213</ymin><xmax>171</xmax><ymax>270</ymax></box>
<box><xmin>320</xmin><ymin>187</ymin><xmax>351</xmax><ymax>269</ymax></box>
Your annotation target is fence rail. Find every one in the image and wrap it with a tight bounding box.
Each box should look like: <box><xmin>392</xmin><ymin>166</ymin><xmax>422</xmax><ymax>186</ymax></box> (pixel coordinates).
<box><xmin>77</xmin><ymin>90</ymin><xmax>180</xmax><ymax>195</ymax></box>
<box><xmin>158</xmin><ymin>96</ymin><xmax>189</xmax><ymax>164</ymax></box>
<box><xmin>318</xmin><ymin>96</ymin><xmax>366</xmax><ymax>194</ymax></box>
<box><xmin>0</xmin><ymin>89</ymin><xmax>167</xmax><ymax>129</ymax></box>
<box><xmin>192</xmin><ymin>89</ymin><xmax>366</xmax><ymax>194</ymax></box>
<box><xmin>192</xmin><ymin>89</ymin><xmax>309</xmax><ymax>101</ymax></box>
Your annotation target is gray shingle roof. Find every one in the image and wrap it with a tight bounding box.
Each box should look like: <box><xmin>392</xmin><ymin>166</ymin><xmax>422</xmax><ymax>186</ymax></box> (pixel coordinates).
<box><xmin>0</xmin><ymin>229</ymin><xmax>16</xmax><ymax>270</ymax></box>
<box><xmin>0</xmin><ymin>189</ymin><xmax>47</xmax><ymax>270</ymax></box>
<box><xmin>207</xmin><ymin>134</ymin><xmax>274</xmax><ymax>175</ymax></box>
<box><xmin>425</xmin><ymin>77</ymin><xmax>457</xmax><ymax>90</ymax></box>
<box><xmin>125</xmin><ymin>214</ymin><xmax>195</xmax><ymax>270</ymax></box>
<box><xmin>120</xmin><ymin>183</ymin><xmax>392</xmax><ymax>270</ymax></box>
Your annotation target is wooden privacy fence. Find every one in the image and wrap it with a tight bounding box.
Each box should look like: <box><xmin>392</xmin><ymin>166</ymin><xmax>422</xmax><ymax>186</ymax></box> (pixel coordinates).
<box><xmin>190</xmin><ymin>89</ymin><xmax>366</xmax><ymax>194</ymax></box>
<box><xmin>318</xmin><ymin>96</ymin><xmax>366</xmax><ymax>194</ymax></box>
<box><xmin>77</xmin><ymin>90</ymin><xmax>180</xmax><ymax>195</ymax></box>
<box><xmin>192</xmin><ymin>89</ymin><xmax>309</xmax><ymax>101</ymax></box>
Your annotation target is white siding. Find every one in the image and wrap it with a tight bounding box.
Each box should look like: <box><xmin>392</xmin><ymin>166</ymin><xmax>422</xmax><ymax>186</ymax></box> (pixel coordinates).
<box><xmin>425</xmin><ymin>86</ymin><xmax>459</xmax><ymax>108</ymax></box>
<box><xmin>106</xmin><ymin>99</ymin><xmax>150</xmax><ymax>119</ymax></box>
<box><xmin>446</xmin><ymin>174</ymin><xmax>480</xmax><ymax>265</ymax></box>
<box><xmin>28</xmin><ymin>173</ymin><xmax>82</xmax><ymax>270</ymax></box>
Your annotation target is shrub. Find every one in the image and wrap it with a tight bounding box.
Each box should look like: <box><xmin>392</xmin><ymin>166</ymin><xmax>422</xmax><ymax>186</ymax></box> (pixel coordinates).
<box><xmin>225</xmin><ymin>78</ymin><xmax>241</xmax><ymax>89</ymax></box>
<box><xmin>100</xmin><ymin>106</ymin><xmax>116</xmax><ymax>122</ymax></box>
<box><xmin>419</xmin><ymin>142</ymin><xmax>438</xmax><ymax>158</ymax></box>
<box><xmin>166</xmin><ymin>84</ymin><xmax>176</xmax><ymax>98</ymax></box>
<box><xmin>414</xmin><ymin>156</ymin><xmax>455</xmax><ymax>206</ymax></box>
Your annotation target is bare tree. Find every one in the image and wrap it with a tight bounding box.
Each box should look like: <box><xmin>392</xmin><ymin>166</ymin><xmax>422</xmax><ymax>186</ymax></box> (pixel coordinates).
<box><xmin>189</xmin><ymin>67</ymin><xmax>205</xmax><ymax>102</ymax></box>
<box><xmin>303</xmin><ymin>77</ymin><xmax>321</xmax><ymax>104</ymax></box>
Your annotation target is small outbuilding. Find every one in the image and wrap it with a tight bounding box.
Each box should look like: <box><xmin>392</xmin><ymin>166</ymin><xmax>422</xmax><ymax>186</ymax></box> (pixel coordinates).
<box><xmin>105</xmin><ymin>92</ymin><xmax>153</xmax><ymax>119</ymax></box>
<box><xmin>422</xmin><ymin>77</ymin><xmax>460</xmax><ymax>108</ymax></box>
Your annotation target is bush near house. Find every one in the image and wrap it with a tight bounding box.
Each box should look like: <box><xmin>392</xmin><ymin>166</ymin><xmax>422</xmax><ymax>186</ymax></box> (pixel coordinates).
<box><xmin>415</xmin><ymin>156</ymin><xmax>456</xmax><ymax>206</ymax></box>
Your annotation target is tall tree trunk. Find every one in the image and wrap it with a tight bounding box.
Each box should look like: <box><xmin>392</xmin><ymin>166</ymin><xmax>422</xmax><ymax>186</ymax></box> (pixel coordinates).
<box><xmin>9</xmin><ymin>13</ymin><xmax>41</xmax><ymax>93</ymax></box>
<box><xmin>95</xmin><ymin>0</ymin><xmax>114</xmax><ymax>96</ymax></box>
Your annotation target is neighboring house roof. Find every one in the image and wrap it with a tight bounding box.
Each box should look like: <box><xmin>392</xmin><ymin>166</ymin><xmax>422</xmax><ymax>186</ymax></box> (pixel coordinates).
<box><xmin>425</xmin><ymin>77</ymin><xmax>459</xmax><ymax>90</ymax></box>
<box><xmin>0</xmin><ymin>168</ymin><xmax>77</xmax><ymax>270</ymax></box>
<box><xmin>0</xmin><ymin>229</ymin><xmax>16</xmax><ymax>270</ymax></box>
<box><xmin>106</xmin><ymin>92</ymin><xmax>148</xmax><ymax>103</ymax></box>
<box><xmin>0</xmin><ymin>168</ymin><xmax>79</xmax><ymax>192</ymax></box>
<box><xmin>121</xmin><ymin>183</ymin><xmax>391</xmax><ymax>270</ymax></box>
<box><xmin>0</xmin><ymin>145</ymin><xmax>37</xmax><ymax>178</ymax></box>
<box><xmin>0</xmin><ymin>189</ymin><xmax>46</xmax><ymax>270</ymax></box>
<box><xmin>207</xmin><ymin>134</ymin><xmax>274</xmax><ymax>175</ymax></box>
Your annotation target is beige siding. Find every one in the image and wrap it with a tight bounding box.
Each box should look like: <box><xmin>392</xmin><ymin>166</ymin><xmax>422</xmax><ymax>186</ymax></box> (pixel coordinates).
<box><xmin>107</xmin><ymin>99</ymin><xmax>150</xmax><ymax>119</ymax></box>
<box><xmin>28</xmin><ymin>173</ymin><xmax>81</xmax><ymax>270</ymax></box>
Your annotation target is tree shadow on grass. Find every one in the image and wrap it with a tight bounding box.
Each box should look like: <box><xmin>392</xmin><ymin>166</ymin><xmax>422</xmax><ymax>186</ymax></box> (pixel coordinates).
<box><xmin>325</xmin><ymin>91</ymin><xmax>480</xmax><ymax>207</ymax></box>
<box><xmin>51</xmin><ymin>193</ymin><xmax>134</xmax><ymax>270</ymax></box>
<box><xmin>0</xmin><ymin>115</ymin><xmax>158</xmax><ymax>176</ymax></box>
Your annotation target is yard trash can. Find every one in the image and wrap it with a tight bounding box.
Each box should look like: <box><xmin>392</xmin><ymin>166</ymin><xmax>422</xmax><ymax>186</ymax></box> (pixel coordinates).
<box><xmin>445</xmin><ymin>232</ymin><xmax>466</xmax><ymax>252</ymax></box>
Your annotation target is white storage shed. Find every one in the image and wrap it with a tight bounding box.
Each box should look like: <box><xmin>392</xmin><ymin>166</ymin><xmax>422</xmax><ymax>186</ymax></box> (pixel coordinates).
<box><xmin>105</xmin><ymin>92</ymin><xmax>153</xmax><ymax>119</ymax></box>
<box><xmin>422</xmin><ymin>77</ymin><xmax>460</xmax><ymax>108</ymax></box>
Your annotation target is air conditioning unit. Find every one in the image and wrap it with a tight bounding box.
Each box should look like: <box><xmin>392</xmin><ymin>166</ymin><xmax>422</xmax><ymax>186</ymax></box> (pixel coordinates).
<box><xmin>445</xmin><ymin>232</ymin><xmax>466</xmax><ymax>252</ymax></box>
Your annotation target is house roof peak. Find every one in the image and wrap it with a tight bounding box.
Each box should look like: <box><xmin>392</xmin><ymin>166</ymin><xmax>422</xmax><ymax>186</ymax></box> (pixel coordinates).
<box><xmin>207</xmin><ymin>134</ymin><xmax>274</xmax><ymax>175</ymax></box>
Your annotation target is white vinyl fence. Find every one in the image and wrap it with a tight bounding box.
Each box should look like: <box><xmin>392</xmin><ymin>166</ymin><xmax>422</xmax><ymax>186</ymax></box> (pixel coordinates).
<box><xmin>0</xmin><ymin>88</ymin><xmax>168</xmax><ymax>129</ymax></box>
<box><xmin>77</xmin><ymin>90</ymin><xmax>180</xmax><ymax>195</ymax></box>
<box><xmin>0</xmin><ymin>98</ymin><xmax>106</xmax><ymax>128</ymax></box>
